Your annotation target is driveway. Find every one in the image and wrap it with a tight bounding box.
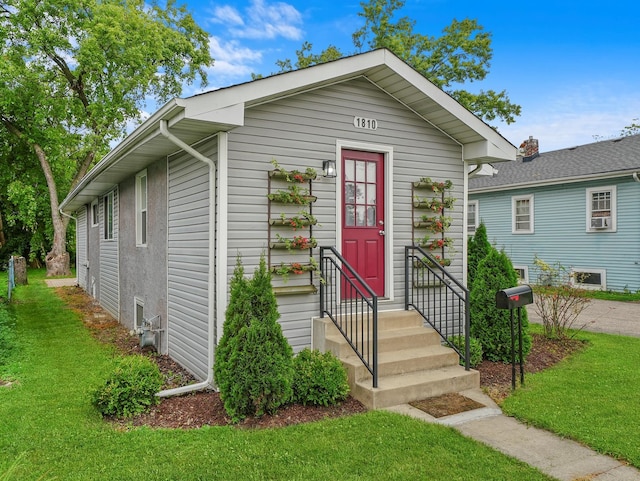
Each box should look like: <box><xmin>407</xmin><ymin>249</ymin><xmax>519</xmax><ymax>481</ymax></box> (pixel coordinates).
<box><xmin>527</xmin><ymin>298</ymin><xmax>640</xmax><ymax>337</ymax></box>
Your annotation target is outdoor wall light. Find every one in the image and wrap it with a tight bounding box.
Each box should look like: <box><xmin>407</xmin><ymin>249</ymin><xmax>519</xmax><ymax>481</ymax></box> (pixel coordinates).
<box><xmin>322</xmin><ymin>160</ymin><xmax>337</xmax><ymax>178</ymax></box>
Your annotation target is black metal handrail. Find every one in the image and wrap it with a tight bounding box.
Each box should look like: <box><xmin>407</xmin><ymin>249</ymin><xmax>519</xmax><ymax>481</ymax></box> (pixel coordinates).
<box><xmin>319</xmin><ymin>246</ymin><xmax>378</xmax><ymax>388</ymax></box>
<box><xmin>404</xmin><ymin>246</ymin><xmax>470</xmax><ymax>370</ymax></box>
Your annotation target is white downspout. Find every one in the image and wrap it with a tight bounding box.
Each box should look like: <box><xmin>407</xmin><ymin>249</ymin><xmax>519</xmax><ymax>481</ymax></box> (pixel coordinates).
<box><xmin>157</xmin><ymin>119</ymin><xmax>216</xmax><ymax>397</ymax></box>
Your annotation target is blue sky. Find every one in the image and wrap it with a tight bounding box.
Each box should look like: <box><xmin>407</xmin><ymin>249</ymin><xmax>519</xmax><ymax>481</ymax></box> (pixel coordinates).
<box><xmin>178</xmin><ymin>0</ymin><xmax>640</xmax><ymax>152</ymax></box>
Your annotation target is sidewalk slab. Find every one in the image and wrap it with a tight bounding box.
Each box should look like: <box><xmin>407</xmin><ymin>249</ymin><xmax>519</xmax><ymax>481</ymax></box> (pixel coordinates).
<box><xmin>44</xmin><ymin>278</ymin><xmax>78</xmax><ymax>287</ymax></box>
<box><xmin>387</xmin><ymin>389</ymin><xmax>640</xmax><ymax>481</ymax></box>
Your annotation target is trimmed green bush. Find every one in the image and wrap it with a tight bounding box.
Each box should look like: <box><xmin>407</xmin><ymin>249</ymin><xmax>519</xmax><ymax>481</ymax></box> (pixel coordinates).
<box><xmin>470</xmin><ymin>248</ymin><xmax>531</xmax><ymax>362</ymax></box>
<box><xmin>292</xmin><ymin>348</ymin><xmax>349</xmax><ymax>406</ymax></box>
<box><xmin>214</xmin><ymin>255</ymin><xmax>294</xmax><ymax>422</ymax></box>
<box><xmin>214</xmin><ymin>256</ymin><xmax>254</xmax><ymax>419</ymax></box>
<box><xmin>467</xmin><ymin>221</ymin><xmax>491</xmax><ymax>286</ymax></box>
<box><xmin>448</xmin><ymin>335</ymin><xmax>483</xmax><ymax>368</ymax></box>
<box><xmin>91</xmin><ymin>355</ymin><xmax>163</xmax><ymax>417</ymax></box>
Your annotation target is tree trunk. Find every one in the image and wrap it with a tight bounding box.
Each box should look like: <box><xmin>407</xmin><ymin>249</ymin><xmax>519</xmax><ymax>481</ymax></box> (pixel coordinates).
<box><xmin>33</xmin><ymin>144</ymin><xmax>71</xmax><ymax>277</ymax></box>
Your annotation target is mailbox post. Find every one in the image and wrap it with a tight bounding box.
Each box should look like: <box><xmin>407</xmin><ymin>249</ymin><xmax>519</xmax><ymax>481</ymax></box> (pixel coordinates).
<box><xmin>496</xmin><ymin>285</ymin><xmax>533</xmax><ymax>390</ymax></box>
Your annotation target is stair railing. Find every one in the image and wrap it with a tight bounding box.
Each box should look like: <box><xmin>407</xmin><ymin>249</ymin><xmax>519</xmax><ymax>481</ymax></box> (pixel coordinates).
<box><xmin>319</xmin><ymin>246</ymin><xmax>378</xmax><ymax>388</ymax></box>
<box><xmin>404</xmin><ymin>246</ymin><xmax>470</xmax><ymax>370</ymax></box>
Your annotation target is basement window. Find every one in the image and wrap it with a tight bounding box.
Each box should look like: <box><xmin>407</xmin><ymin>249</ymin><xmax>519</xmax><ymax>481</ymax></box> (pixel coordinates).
<box><xmin>571</xmin><ymin>268</ymin><xmax>606</xmax><ymax>290</ymax></box>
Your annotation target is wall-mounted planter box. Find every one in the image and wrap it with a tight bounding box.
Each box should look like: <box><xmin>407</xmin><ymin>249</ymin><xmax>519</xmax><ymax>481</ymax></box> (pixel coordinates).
<box><xmin>266</xmin><ymin>194</ymin><xmax>317</xmax><ymax>205</ymax></box>
<box><xmin>273</xmin><ymin>285</ymin><xmax>317</xmax><ymax>296</ymax></box>
<box><xmin>270</xmin><ymin>240</ymin><xmax>318</xmax><ymax>250</ymax></box>
<box><xmin>270</xmin><ymin>263</ymin><xmax>318</xmax><ymax>275</ymax></box>
<box><xmin>269</xmin><ymin>170</ymin><xmax>317</xmax><ymax>182</ymax></box>
<box><xmin>269</xmin><ymin>218</ymin><xmax>317</xmax><ymax>227</ymax></box>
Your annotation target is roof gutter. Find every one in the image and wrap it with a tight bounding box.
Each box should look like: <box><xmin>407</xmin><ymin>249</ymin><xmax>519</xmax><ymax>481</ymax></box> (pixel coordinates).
<box><xmin>156</xmin><ymin>119</ymin><xmax>216</xmax><ymax>397</ymax></box>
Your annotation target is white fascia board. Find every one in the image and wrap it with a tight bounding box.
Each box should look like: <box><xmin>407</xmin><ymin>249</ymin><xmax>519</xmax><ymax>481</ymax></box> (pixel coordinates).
<box><xmin>464</xmin><ymin>140</ymin><xmax>516</xmax><ymax>163</ymax></box>
<box><xmin>182</xmin><ymin>100</ymin><xmax>245</xmax><ymax>126</ymax></box>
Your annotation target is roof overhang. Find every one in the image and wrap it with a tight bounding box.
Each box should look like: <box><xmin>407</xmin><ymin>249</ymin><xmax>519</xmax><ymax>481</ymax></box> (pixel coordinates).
<box><xmin>61</xmin><ymin>49</ymin><xmax>516</xmax><ymax>214</ymax></box>
<box><xmin>469</xmin><ymin>169</ymin><xmax>640</xmax><ymax>194</ymax></box>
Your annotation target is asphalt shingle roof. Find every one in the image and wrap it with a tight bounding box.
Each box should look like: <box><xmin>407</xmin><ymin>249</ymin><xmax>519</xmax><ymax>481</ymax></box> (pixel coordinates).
<box><xmin>469</xmin><ymin>134</ymin><xmax>640</xmax><ymax>191</ymax></box>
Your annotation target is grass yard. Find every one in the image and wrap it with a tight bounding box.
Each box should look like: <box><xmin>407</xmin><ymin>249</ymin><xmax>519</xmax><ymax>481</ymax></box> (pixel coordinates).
<box><xmin>0</xmin><ymin>272</ymin><xmax>553</xmax><ymax>481</ymax></box>
<box><xmin>502</xmin><ymin>328</ymin><xmax>640</xmax><ymax>468</ymax></box>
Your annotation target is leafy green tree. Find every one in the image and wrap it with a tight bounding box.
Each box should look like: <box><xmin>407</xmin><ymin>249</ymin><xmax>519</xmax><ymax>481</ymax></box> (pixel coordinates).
<box><xmin>470</xmin><ymin>247</ymin><xmax>531</xmax><ymax>362</ymax></box>
<box><xmin>0</xmin><ymin>0</ymin><xmax>212</xmax><ymax>275</ymax></box>
<box><xmin>467</xmin><ymin>221</ymin><xmax>491</xmax><ymax>286</ymax></box>
<box><xmin>269</xmin><ymin>0</ymin><xmax>520</xmax><ymax>125</ymax></box>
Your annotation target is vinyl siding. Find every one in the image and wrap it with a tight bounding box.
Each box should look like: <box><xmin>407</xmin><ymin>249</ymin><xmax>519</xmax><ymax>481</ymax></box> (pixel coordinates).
<box><xmin>76</xmin><ymin>205</ymin><xmax>88</xmax><ymax>289</ymax></box>
<box><xmin>470</xmin><ymin>177</ymin><xmax>640</xmax><ymax>291</ymax></box>
<box><xmin>99</xmin><ymin>188</ymin><xmax>119</xmax><ymax>318</ymax></box>
<box><xmin>167</xmin><ymin>141</ymin><xmax>216</xmax><ymax>381</ymax></box>
<box><xmin>226</xmin><ymin>77</ymin><xmax>464</xmax><ymax>351</ymax></box>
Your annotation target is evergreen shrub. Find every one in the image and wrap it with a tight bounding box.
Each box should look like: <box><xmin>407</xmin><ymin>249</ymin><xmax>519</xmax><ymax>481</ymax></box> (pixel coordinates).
<box><xmin>470</xmin><ymin>248</ymin><xmax>531</xmax><ymax>362</ymax></box>
<box><xmin>448</xmin><ymin>335</ymin><xmax>483</xmax><ymax>368</ymax></box>
<box><xmin>292</xmin><ymin>348</ymin><xmax>349</xmax><ymax>406</ymax></box>
<box><xmin>214</xmin><ymin>255</ymin><xmax>294</xmax><ymax>422</ymax></box>
<box><xmin>91</xmin><ymin>355</ymin><xmax>163</xmax><ymax>417</ymax></box>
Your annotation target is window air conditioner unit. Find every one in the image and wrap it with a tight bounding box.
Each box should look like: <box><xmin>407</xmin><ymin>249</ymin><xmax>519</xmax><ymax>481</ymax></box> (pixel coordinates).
<box><xmin>591</xmin><ymin>216</ymin><xmax>611</xmax><ymax>229</ymax></box>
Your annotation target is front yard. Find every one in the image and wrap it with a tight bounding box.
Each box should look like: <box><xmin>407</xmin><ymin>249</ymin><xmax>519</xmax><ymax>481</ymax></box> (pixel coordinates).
<box><xmin>0</xmin><ymin>272</ymin><xmax>553</xmax><ymax>480</ymax></box>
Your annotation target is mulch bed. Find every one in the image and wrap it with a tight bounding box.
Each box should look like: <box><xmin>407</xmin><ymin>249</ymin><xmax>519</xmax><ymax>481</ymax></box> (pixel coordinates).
<box><xmin>54</xmin><ymin>286</ymin><xmax>586</xmax><ymax>429</ymax></box>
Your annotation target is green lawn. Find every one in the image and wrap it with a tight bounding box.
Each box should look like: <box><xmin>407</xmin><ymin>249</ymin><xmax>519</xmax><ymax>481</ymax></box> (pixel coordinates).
<box><xmin>502</xmin><ymin>328</ymin><xmax>640</xmax><ymax>467</ymax></box>
<box><xmin>0</xmin><ymin>273</ymin><xmax>552</xmax><ymax>481</ymax></box>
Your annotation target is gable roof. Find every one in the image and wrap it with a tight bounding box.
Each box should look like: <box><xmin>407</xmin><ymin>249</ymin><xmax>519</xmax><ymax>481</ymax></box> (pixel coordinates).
<box><xmin>61</xmin><ymin>48</ymin><xmax>516</xmax><ymax>213</ymax></box>
<box><xmin>469</xmin><ymin>134</ymin><xmax>640</xmax><ymax>193</ymax></box>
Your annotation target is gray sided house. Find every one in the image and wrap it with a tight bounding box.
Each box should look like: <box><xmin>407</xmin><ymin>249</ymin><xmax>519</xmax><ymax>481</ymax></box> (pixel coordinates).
<box><xmin>61</xmin><ymin>49</ymin><xmax>515</xmax><ymax>406</ymax></box>
<box><xmin>469</xmin><ymin>134</ymin><xmax>640</xmax><ymax>292</ymax></box>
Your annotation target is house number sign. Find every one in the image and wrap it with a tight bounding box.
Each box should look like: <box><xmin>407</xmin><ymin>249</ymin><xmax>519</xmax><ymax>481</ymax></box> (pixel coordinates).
<box><xmin>353</xmin><ymin>116</ymin><xmax>378</xmax><ymax>130</ymax></box>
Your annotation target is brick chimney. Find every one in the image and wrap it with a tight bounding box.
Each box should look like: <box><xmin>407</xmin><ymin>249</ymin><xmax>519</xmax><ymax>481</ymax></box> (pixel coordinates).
<box><xmin>519</xmin><ymin>136</ymin><xmax>539</xmax><ymax>162</ymax></box>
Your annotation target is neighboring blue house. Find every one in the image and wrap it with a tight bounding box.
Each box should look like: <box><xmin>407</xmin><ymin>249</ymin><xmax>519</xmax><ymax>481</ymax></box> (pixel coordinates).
<box><xmin>468</xmin><ymin>134</ymin><xmax>640</xmax><ymax>292</ymax></box>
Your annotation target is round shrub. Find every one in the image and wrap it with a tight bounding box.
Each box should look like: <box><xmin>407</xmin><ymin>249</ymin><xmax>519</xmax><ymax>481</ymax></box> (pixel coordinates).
<box><xmin>448</xmin><ymin>335</ymin><xmax>483</xmax><ymax>368</ymax></box>
<box><xmin>91</xmin><ymin>355</ymin><xmax>163</xmax><ymax>417</ymax></box>
<box><xmin>292</xmin><ymin>348</ymin><xmax>349</xmax><ymax>406</ymax></box>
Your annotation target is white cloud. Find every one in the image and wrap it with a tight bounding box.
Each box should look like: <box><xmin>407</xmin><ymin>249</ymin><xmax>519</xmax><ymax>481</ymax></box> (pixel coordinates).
<box><xmin>179</xmin><ymin>36</ymin><xmax>263</xmax><ymax>96</ymax></box>
<box><xmin>212</xmin><ymin>0</ymin><xmax>303</xmax><ymax>41</ymax></box>
<box><xmin>211</xmin><ymin>5</ymin><xmax>244</xmax><ymax>27</ymax></box>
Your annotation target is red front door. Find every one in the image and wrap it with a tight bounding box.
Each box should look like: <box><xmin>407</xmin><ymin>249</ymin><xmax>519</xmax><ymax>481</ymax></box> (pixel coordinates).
<box><xmin>341</xmin><ymin>150</ymin><xmax>385</xmax><ymax>297</ymax></box>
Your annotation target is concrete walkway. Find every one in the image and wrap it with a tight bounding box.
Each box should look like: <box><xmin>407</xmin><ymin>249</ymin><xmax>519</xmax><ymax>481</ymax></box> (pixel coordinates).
<box><xmin>44</xmin><ymin>277</ymin><xmax>78</xmax><ymax>288</ymax></box>
<box><xmin>388</xmin><ymin>299</ymin><xmax>640</xmax><ymax>480</ymax></box>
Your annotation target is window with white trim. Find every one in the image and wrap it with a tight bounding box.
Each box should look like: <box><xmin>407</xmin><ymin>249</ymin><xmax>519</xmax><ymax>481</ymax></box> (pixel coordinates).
<box><xmin>467</xmin><ymin>200</ymin><xmax>479</xmax><ymax>235</ymax></box>
<box><xmin>571</xmin><ymin>268</ymin><xmax>606</xmax><ymax>290</ymax></box>
<box><xmin>512</xmin><ymin>195</ymin><xmax>534</xmax><ymax>233</ymax></box>
<box><xmin>513</xmin><ymin>265</ymin><xmax>529</xmax><ymax>284</ymax></box>
<box><xmin>91</xmin><ymin>199</ymin><xmax>99</xmax><ymax>227</ymax></box>
<box><xmin>586</xmin><ymin>186</ymin><xmax>616</xmax><ymax>232</ymax></box>
<box><xmin>103</xmin><ymin>191</ymin><xmax>114</xmax><ymax>240</ymax></box>
<box><xmin>135</xmin><ymin>170</ymin><xmax>148</xmax><ymax>246</ymax></box>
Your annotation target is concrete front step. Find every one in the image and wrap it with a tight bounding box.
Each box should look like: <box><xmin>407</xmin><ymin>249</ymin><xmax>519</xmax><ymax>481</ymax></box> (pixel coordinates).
<box><xmin>330</xmin><ymin>310</ymin><xmax>424</xmax><ymax>331</ymax></box>
<box><xmin>342</xmin><ymin>345</ymin><xmax>460</xmax><ymax>383</ymax></box>
<box><xmin>354</xmin><ymin>365</ymin><xmax>480</xmax><ymax>410</ymax></box>
<box><xmin>324</xmin><ymin>326</ymin><xmax>442</xmax><ymax>358</ymax></box>
<box><xmin>312</xmin><ymin>309</ymin><xmax>479</xmax><ymax>411</ymax></box>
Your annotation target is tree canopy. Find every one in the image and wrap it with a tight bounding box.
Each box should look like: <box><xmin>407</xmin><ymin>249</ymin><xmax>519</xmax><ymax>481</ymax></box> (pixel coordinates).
<box><xmin>0</xmin><ymin>0</ymin><xmax>212</xmax><ymax>273</ymax></box>
<box><xmin>270</xmin><ymin>0</ymin><xmax>520</xmax><ymax>125</ymax></box>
